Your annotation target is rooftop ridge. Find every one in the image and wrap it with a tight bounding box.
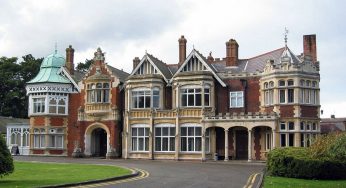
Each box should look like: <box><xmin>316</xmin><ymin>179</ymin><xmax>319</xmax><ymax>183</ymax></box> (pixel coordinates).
<box><xmin>247</xmin><ymin>47</ymin><xmax>285</xmax><ymax>60</ymax></box>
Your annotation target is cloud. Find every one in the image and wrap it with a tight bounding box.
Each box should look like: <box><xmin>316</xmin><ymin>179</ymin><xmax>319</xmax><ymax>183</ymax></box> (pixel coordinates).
<box><xmin>0</xmin><ymin>0</ymin><xmax>345</xmax><ymax>117</ymax></box>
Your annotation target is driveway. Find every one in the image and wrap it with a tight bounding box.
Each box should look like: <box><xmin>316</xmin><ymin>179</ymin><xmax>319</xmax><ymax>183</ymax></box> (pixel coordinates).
<box><xmin>14</xmin><ymin>156</ymin><xmax>264</xmax><ymax>188</ymax></box>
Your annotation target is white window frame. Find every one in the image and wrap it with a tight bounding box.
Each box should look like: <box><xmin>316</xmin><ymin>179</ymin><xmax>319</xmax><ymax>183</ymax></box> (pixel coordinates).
<box><xmin>131</xmin><ymin>124</ymin><xmax>150</xmax><ymax>152</ymax></box>
<box><xmin>33</xmin><ymin>97</ymin><xmax>46</xmax><ymax>114</ymax></box>
<box><xmin>48</xmin><ymin>128</ymin><xmax>64</xmax><ymax>149</ymax></box>
<box><xmin>33</xmin><ymin>128</ymin><xmax>46</xmax><ymax>148</ymax></box>
<box><xmin>132</xmin><ymin>87</ymin><xmax>160</xmax><ymax>109</ymax></box>
<box><xmin>154</xmin><ymin>124</ymin><xmax>175</xmax><ymax>152</ymax></box>
<box><xmin>180</xmin><ymin>124</ymin><xmax>202</xmax><ymax>152</ymax></box>
<box><xmin>265</xmin><ymin>132</ymin><xmax>272</xmax><ymax>151</ymax></box>
<box><xmin>87</xmin><ymin>82</ymin><xmax>110</xmax><ymax>103</ymax></box>
<box><xmin>229</xmin><ymin>91</ymin><xmax>244</xmax><ymax>108</ymax></box>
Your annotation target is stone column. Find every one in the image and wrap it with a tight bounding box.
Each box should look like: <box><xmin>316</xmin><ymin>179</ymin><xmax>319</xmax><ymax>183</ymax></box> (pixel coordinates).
<box><xmin>201</xmin><ymin>126</ymin><xmax>206</xmax><ymax>161</ymax></box>
<box><xmin>248</xmin><ymin>129</ymin><xmax>252</xmax><ymax>162</ymax></box>
<box><xmin>149</xmin><ymin>110</ymin><xmax>154</xmax><ymax>160</ymax></box>
<box><xmin>224</xmin><ymin>129</ymin><xmax>229</xmax><ymax>161</ymax></box>
<box><xmin>272</xmin><ymin>129</ymin><xmax>276</xmax><ymax>149</ymax></box>
<box><xmin>175</xmin><ymin>112</ymin><xmax>179</xmax><ymax>160</ymax></box>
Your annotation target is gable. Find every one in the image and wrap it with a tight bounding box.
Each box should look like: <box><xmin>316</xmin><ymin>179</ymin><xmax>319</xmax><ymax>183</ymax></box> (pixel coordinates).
<box><xmin>181</xmin><ymin>55</ymin><xmax>207</xmax><ymax>72</ymax></box>
<box><xmin>173</xmin><ymin>50</ymin><xmax>226</xmax><ymax>87</ymax></box>
<box><xmin>134</xmin><ymin>59</ymin><xmax>159</xmax><ymax>75</ymax></box>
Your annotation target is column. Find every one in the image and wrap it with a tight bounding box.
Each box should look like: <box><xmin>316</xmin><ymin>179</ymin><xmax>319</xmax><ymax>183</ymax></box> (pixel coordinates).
<box><xmin>175</xmin><ymin>113</ymin><xmax>179</xmax><ymax>160</ymax></box>
<box><xmin>224</xmin><ymin>129</ymin><xmax>229</xmax><ymax>161</ymax></box>
<box><xmin>248</xmin><ymin>129</ymin><xmax>252</xmax><ymax>162</ymax></box>
<box><xmin>149</xmin><ymin>110</ymin><xmax>154</xmax><ymax>160</ymax></box>
<box><xmin>272</xmin><ymin>129</ymin><xmax>276</xmax><ymax>149</ymax></box>
<box><xmin>201</xmin><ymin>127</ymin><xmax>206</xmax><ymax>161</ymax></box>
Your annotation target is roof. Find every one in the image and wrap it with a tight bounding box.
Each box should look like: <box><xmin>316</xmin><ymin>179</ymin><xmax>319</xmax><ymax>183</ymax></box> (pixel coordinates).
<box><xmin>146</xmin><ymin>53</ymin><xmax>173</xmax><ymax>79</ymax></box>
<box><xmin>106</xmin><ymin>65</ymin><xmax>130</xmax><ymax>83</ymax></box>
<box><xmin>0</xmin><ymin>116</ymin><xmax>29</xmax><ymax>134</ymax></box>
<box><xmin>320</xmin><ymin>117</ymin><xmax>346</xmax><ymax>134</ymax></box>
<box><xmin>27</xmin><ymin>51</ymin><xmax>71</xmax><ymax>84</ymax></box>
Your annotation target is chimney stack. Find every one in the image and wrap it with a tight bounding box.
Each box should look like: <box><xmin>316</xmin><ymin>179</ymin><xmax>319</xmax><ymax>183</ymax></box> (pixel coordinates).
<box><xmin>133</xmin><ymin>57</ymin><xmax>140</xmax><ymax>70</ymax></box>
<box><xmin>303</xmin><ymin>35</ymin><xmax>317</xmax><ymax>63</ymax></box>
<box><xmin>65</xmin><ymin>45</ymin><xmax>75</xmax><ymax>75</ymax></box>
<box><xmin>226</xmin><ymin>39</ymin><xmax>238</xmax><ymax>66</ymax></box>
<box><xmin>178</xmin><ymin>35</ymin><xmax>187</xmax><ymax>66</ymax></box>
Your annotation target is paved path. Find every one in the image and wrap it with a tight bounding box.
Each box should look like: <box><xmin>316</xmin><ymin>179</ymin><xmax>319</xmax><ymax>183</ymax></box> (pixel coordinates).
<box><xmin>14</xmin><ymin>156</ymin><xmax>264</xmax><ymax>188</ymax></box>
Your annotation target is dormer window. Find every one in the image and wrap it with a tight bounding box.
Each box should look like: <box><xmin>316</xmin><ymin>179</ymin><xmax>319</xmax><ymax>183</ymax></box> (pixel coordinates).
<box><xmin>87</xmin><ymin>82</ymin><xmax>110</xmax><ymax>103</ymax></box>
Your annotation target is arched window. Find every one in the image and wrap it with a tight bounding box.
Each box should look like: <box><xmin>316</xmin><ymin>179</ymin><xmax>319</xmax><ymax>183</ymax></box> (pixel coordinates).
<box><xmin>87</xmin><ymin>82</ymin><xmax>110</xmax><ymax>103</ymax></box>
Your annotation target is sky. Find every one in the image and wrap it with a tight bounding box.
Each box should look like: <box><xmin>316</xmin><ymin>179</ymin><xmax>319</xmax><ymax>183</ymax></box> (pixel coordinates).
<box><xmin>0</xmin><ymin>0</ymin><xmax>345</xmax><ymax>118</ymax></box>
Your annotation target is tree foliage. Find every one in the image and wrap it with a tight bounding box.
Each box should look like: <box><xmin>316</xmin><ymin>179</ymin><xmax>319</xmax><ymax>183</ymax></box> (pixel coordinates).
<box><xmin>76</xmin><ymin>59</ymin><xmax>93</xmax><ymax>73</ymax></box>
<box><xmin>0</xmin><ymin>135</ymin><xmax>14</xmax><ymax>177</ymax></box>
<box><xmin>0</xmin><ymin>55</ymin><xmax>42</xmax><ymax>118</ymax></box>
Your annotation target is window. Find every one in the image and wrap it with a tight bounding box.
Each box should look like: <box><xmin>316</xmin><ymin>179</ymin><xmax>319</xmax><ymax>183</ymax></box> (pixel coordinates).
<box><xmin>48</xmin><ymin>128</ymin><xmax>64</xmax><ymax>148</ymax></box>
<box><xmin>22</xmin><ymin>128</ymin><xmax>29</xmax><ymax>147</ymax></box>
<box><xmin>204</xmin><ymin>88</ymin><xmax>210</xmax><ymax>106</ymax></box>
<box><xmin>48</xmin><ymin>97</ymin><xmax>67</xmax><ymax>115</ymax></box>
<box><xmin>265</xmin><ymin>133</ymin><xmax>272</xmax><ymax>151</ymax></box>
<box><xmin>182</xmin><ymin>88</ymin><xmax>201</xmax><ymax>107</ymax></box>
<box><xmin>181</xmin><ymin>125</ymin><xmax>202</xmax><ymax>152</ymax></box>
<box><xmin>288</xmin><ymin>122</ymin><xmax>294</xmax><ymax>130</ymax></box>
<box><xmin>306</xmin><ymin>122</ymin><xmax>311</xmax><ymax>131</ymax></box>
<box><xmin>230</xmin><ymin>91</ymin><xmax>244</xmax><ymax>108</ymax></box>
<box><xmin>87</xmin><ymin>83</ymin><xmax>110</xmax><ymax>103</ymax></box>
<box><xmin>132</xmin><ymin>125</ymin><xmax>149</xmax><ymax>151</ymax></box>
<box><xmin>132</xmin><ymin>88</ymin><xmax>160</xmax><ymax>109</ymax></box>
<box><xmin>279</xmin><ymin>80</ymin><xmax>285</xmax><ymax>87</ymax></box>
<box><xmin>33</xmin><ymin>98</ymin><xmax>45</xmax><ymax>113</ymax></box>
<box><xmin>312</xmin><ymin>123</ymin><xmax>317</xmax><ymax>131</ymax></box>
<box><xmin>155</xmin><ymin>125</ymin><xmax>175</xmax><ymax>152</ymax></box>
<box><xmin>287</xmin><ymin>80</ymin><xmax>294</xmax><ymax>86</ymax></box>
<box><xmin>280</xmin><ymin>133</ymin><xmax>294</xmax><ymax>147</ymax></box>
<box><xmin>288</xmin><ymin>89</ymin><xmax>294</xmax><ymax>103</ymax></box>
<box><xmin>33</xmin><ymin>128</ymin><xmax>45</xmax><ymax>148</ymax></box>
<box><xmin>10</xmin><ymin>128</ymin><xmax>21</xmax><ymax>145</ymax></box>
<box><xmin>264</xmin><ymin>82</ymin><xmax>274</xmax><ymax>105</ymax></box>
<box><xmin>280</xmin><ymin>122</ymin><xmax>286</xmax><ymax>130</ymax></box>
<box><xmin>279</xmin><ymin>90</ymin><xmax>286</xmax><ymax>103</ymax></box>
<box><xmin>300</xmin><ymin>122</ymin><xmax>305</xmax><ymax>131</ymax></box>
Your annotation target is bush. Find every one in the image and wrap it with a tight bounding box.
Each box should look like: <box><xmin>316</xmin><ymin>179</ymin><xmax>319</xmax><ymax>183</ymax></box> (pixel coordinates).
<box><xmin>0</xmin><ymin>135</ymin><xmax>14</xmax><ymax>177</ymax></box>
<box><xmin>267</xmin><ymin>147</ymin><xmax>346</xmax><ymax>180</ymax></box>
<box><xmin>309</xmin><ymin>132</ymin><xmax>346</xmax><ymax>161</ymax></box>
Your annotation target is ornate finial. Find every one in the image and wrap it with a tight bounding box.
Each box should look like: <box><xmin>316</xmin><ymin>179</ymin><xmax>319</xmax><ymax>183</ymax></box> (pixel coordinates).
<box><xmin>284</xmin><ymin>27</ymin><xmax>289</xmax><ymax>48</ymax></box>
<box><xmin>55</xmin><ymin>42</ymin><xmax>58</xmax><ymax>54</ymax></box>
<box><xmin>94</xmin><ymin>47</ymin><xmax>105</xmax><ymax>61</ymax></box>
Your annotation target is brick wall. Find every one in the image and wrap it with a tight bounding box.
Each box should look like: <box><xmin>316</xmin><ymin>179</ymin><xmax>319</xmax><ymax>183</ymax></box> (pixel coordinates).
<box><xmin>301</xmin><ymin>106</ymin><xmax>319</xmax><ymax>118</ymax></box>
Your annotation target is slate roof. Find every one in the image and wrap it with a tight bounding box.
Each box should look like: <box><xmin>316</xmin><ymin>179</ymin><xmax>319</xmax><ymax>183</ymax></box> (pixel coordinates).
<box><xmin>106</xmin><ymin>65</ymin><xmax>130</xmax><ymax>83</ymax></box>
<box><xmin>146</xmin><ymin>53</ymin><xmax>173</xmax><ymax>79</ymax></box>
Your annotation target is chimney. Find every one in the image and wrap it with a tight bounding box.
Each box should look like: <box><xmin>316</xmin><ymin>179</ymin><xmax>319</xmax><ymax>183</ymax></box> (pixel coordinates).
<box><xmin>303</xmin><ymin>35</ymin><xmax>317</xmax><ymax>62</ymax></box>
<box><xmin>65</xmin><ymin>45</ymin><xmax>75</xmax><ymax>75</ymax></box>
<box><xmin>226</xmin><ymin>39</ymin><xmax>238</xmax><ymax>66</ymax></box>
<box><xmin>207</xmin><ymin>52</ymin><xmax>214</xmax><ymax>64</ymax></box>
<box><xmin>178</xmin><ymin>35</ymin><xmax>187</xmax><ymax>66</ymax></box>
<box><xmin>133</xmin><ymin>57</ymin><xmax>140</xmax><ymax>70</ymax></box>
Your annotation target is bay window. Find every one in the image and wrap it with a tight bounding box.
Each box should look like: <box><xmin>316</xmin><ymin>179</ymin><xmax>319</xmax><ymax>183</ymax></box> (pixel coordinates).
<box><xmin>87</xmin><ymin>82</ymin><xmax>110</xmax><ymax>103</ymax></box>
<box><xmin>181</xmin><ymin>86</ymin><xmax>210</xmax><ymax>107</ymax></box>
<box><xmin>180</xmin><ymin>124</ymin><xmax>209</xmax><ymax>152</ymax></box>
<box><xmin>132</xmin><ymin>88</ymin><xmax>160</xmax><ymax>109</ymax></box>
<box><xmin>33</xmin><ymin>98</ymin><xmax>45</xmax><ymax>113</ymax></box>
<box><xmin>155</xmin><ymin>124</ymin><xmax>175</xmax><ymax>152</ymax></box>
<box><xmin>132</xmin><ymin>125</ymin><xmax>149</xmax><ymax>151</ymax></box>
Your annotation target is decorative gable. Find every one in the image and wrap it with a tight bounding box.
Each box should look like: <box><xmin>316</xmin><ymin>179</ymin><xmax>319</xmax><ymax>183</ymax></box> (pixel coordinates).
<box><xmin>181</xmin><ymin>55</ymin><xmax>207</xmax><ymax>72</ymax></box>
<box><xmin>134</xmin><ymin>59</ymin><xmax>159</xmax><ymax>75</ymax></box>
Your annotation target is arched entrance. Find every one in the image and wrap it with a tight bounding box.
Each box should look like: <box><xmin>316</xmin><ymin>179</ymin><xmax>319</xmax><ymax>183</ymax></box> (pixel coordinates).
<box><xmin>91</xmin><ymin>128</ymin><xmax>107</xmax><ymax>157</ymax></box>
<box><xmin>84</xmin><ymin>123</ymin><xmax>110</xmax><ymax>157</ymax></box>
<box><xmin>233</xmin><ymin>127</ymin><xmax>248</xmax><ymax>160</ymax></box>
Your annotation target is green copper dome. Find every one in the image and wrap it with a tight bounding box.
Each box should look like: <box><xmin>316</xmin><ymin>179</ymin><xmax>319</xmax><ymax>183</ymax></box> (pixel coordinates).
<box><xmin>41</xmin><ymin>52</ymin><xmax>65</xmax><ymax>68</ymax></box>
<box><xmin>27</xmin><ymin>51</ymin><xmax>70</xmax><ymax>84</ymax></box>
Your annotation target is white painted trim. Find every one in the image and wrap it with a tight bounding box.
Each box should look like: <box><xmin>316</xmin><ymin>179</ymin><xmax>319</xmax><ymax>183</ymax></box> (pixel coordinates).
<box><xmin>172</xmin><ymin>50</ymin><xmax>226</xmax><ymax>87</ymax></box>
<box><xmin>154</xmin><ymin>124</ymin><xmax>175</xmax><ymax>127</ymax></box>
<box><xmin>131</xmin><ymin>124</ymin><xmax>150</xmax><ymax>128</ymax></box>
<box><xmin>59</xmin><ymin>67</ymin><xmax>80</xmax><ymax>92</ymax></box>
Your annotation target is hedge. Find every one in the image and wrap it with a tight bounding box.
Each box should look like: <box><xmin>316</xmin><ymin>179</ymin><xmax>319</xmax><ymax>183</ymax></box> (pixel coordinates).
<box><xmin>0</xmin><ymin>135</ymin><xmax>14</xmax><ymax>177</ymax></box>
<box><xmin>267</xmin><ymin>147</ymin><xmax>346</xmax><ymax>180</ymax></box>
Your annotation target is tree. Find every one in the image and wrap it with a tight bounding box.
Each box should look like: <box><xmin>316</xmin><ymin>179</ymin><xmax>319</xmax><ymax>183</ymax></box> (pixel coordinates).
<box><xmin>0</xmin><ymin>135</ymin><xmax>14</xmax><ymax>177</ymax></box>
<box><xmin>0</xmin><ymin>55</ymin><xmax>42</xmax><ymax>118</ymax></box>
<box><xmin>76</xmin><ymin>59</ymin><xmax>93</xmax><ymax>73</ymax></box>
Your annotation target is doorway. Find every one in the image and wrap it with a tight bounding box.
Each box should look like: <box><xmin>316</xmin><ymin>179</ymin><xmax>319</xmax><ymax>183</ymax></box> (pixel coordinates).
<box><xmin>235</xmin><ymin>130</ymin><xmax>248</xmax><ymax>159</ymax></box>
<box><xmin>91</xmin><ymin>128</ymin><xmax>107</xmax><ymax>157</ymax></box>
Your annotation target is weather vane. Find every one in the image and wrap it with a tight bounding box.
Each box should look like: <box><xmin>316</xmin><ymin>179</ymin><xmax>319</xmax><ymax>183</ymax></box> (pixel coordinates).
<box><xmin>284</xmin><ymin>27</ymin><xmax>289</xmax><ymax>48</ymax></box>
<box><xmin>55</xmin><ymin>42</ymin><xmax>58</xmax><ymax>54</ymax></box>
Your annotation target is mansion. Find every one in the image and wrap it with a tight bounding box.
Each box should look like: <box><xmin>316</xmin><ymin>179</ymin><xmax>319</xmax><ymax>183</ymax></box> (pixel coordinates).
<box><xmin>25</xmin><ymin>34</ymin><xmax>320</xmax><ymax>161</ymax></box>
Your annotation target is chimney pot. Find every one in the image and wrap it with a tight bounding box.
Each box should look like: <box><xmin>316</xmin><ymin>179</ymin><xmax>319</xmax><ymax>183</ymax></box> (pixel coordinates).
<box><xmin>65</xmin><ymin>45</ymin><xmax>75</xmax><ymax>75</ymax></box>
<box><xmin>178</xmin><ymin>35</ymin><xmax>187</xmax><ymax>66</ymax></box>
<box><xmin>303</xmin><ymin>35</ymin><xmax>317</xmax><ymax>63</ymax></box>
<box><xmin>226</xmin><ymin>39</ymin><xmax>239</xmax><ymax>66</ymax></box>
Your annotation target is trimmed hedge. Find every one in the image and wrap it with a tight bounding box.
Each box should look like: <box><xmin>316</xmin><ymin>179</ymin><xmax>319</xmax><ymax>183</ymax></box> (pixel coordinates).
<box><xmin>267</xmin><ymin>147</ymin><xmax>346</xmax><ymax>179</ymax></box>
<box><xmin>0</xmin><ymin>135</ymin><xmax>14</xmax><ymax>177</ymax></box>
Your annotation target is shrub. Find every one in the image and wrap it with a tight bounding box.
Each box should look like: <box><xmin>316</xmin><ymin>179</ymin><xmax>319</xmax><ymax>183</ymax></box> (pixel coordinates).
<box><xmin>309</xmin><ymin>132</ymin><xmax>346</xmax><ymax>161</ymax></box>
<box><xmin>0</xmin><ymin>135</ymin><xmax>14</xmax><ymax>177</ymax></box>
<box><xmin>267</xmin><ymin>147</ymin><xmax>346</xmax><ymax>180</ymax></box>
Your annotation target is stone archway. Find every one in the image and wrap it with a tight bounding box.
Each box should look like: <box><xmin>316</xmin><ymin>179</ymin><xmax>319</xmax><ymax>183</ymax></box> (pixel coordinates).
<box><xmin>84</xmin><ymin>123</ymin><xmax>110</xmax><ymax>157</ymax></box>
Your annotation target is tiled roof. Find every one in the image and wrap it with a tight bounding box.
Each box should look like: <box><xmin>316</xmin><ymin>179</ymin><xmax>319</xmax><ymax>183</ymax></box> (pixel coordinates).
<box><xmin>106</xmin><ymin>65</ymin><xmax>130</xmax><ymax>83</ymax></box>
<box><xmin>146</xmin><ymin>53</ymin><xmax>173</xmax><ymax>79</ymax></box>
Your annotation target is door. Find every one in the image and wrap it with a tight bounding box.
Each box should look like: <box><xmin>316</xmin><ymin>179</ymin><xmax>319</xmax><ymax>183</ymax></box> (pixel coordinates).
<box><xmin>236</xmin><ymin>130</ymin><xmax>248</xmax><ymax>159</ymax></box>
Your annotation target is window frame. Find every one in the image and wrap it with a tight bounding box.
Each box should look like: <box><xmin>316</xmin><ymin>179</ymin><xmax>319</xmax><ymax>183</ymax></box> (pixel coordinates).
<box><xmin>154</xmin><ymin>124</ymin><xmax>175</xmax><ymax>152</ymax></box>
<box><xmin>180</xmin><ymin>124</ymin><xmax>203</xmax><ymax>152</ymax></box>
<box><xmin>229</xmin><ymin>91</ymin><xmax>244</xmax><ymax>108</ymax></box>
<box><xmin>131</xmin><ymin>124</ymin><xmax>150</xmax><ymax>152</ymax></box>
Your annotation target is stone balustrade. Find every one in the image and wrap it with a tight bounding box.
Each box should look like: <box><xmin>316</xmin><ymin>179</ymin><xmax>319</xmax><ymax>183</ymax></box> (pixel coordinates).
<box><xmin>204</xmin><ymin>112</ymin><xmax>277</xmax><ymax>121</ymax></box>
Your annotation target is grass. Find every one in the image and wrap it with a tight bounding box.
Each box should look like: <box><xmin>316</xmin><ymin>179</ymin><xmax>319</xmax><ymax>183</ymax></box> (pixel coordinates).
<box><xmin>0</xmin><ymin>161</ymin><xmax>132</xmax><ymax>188</ymax></box>
<box><xmin>264</xmin><ymin>176</ymin><xmax>346</xmax><ymax>188</ymax></box>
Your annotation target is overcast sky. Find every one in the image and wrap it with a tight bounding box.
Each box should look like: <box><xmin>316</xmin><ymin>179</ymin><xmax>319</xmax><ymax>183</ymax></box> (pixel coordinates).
<box><xmin>0</xmin><ymin>0</ymin><xmax>345</xmax><ymax>118</ymax></box>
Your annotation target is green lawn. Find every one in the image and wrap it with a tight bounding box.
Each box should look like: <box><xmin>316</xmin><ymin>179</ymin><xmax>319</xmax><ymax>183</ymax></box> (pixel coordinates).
<box><xmin>264</xmin><ymin>176</ymin><xmax>346</xmax><ymax>188</ymax></box>
<box><xmin>0</xmin><ymin>161</ymin><xmax>132</xmax><ymax>188</ymax></box>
